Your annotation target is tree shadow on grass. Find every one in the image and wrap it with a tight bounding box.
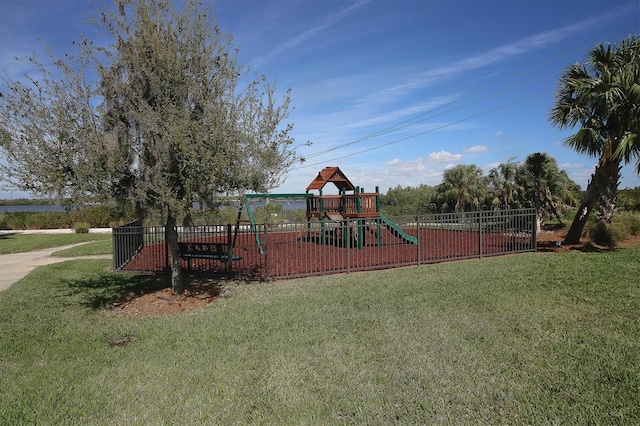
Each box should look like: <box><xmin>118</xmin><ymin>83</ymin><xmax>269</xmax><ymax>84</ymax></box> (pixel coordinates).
<box><xmin>64</xmin><ymin>272</ymin><xmax>171</xmax><ymax>310</ymax></box>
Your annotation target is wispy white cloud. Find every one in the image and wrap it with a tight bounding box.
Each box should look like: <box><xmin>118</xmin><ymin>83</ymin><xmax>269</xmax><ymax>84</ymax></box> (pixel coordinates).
<box><xmin>428</xmin><ymin>150</ymin><xmax>462</xmax><ymax>163</ymax></box>
<box><xmin>485</xmin><ymin>161</ymin><xmax>502</xmax><ymax>170</ymax></box>
<box><xmin>357</xmin><ymin>4</ymin><xmax>633</xmax><ymax>109</ymax></box>
<box><xmin>463</xmin><ymin>145</ymin><xmax>488</xmax><ymax>154</ymax></box>
<box><xmin>560</xmin><ymin>162</ymin><xmax>585</xmax><ymax>169</ymax></box>
<box><xmin>341</xmin><ymin>95</ymin><xmax>461</xmax><ymax>131</ymax></box>
<box><xmin>251</xmin><ymin>0</ymin><xmax>371</xmax><ymax>68</ymax></box>
<box><xmin>376</xmin><ymin>157</ymin><xmax>445</xmax><ymax>188</ymax></box>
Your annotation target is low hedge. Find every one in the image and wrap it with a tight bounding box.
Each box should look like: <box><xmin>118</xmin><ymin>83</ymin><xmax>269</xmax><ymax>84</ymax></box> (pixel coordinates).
<box><xmin>0</xmin><ymin>204</ymin><xmax>124</xmax><ymax>230</ymax></box>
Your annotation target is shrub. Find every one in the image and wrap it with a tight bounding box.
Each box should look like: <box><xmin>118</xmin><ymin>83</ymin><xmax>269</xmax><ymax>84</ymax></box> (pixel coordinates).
<box><xmin>587</xmin><ymin>212</ymin><xmax>640</xmax><ymax>245</ymax></box>
<box><xmin>73</xmin><ymin>222</ymin><xmax>91</xmax><ymax>234</ymax></box>
<box><xmin>4</xmin><ymin>212</ymin><xmax>30</xmax><ymax>230</ymax></box>
<box><xmin>25</xmin><ymin>212</ymin><xmax>70</xmax><ymax>230</ymax></box>
<box><xmin>608</xmin><ymin>212</ymin><xmax>640</xmax><ymax>242</ymax></box>
<box><xmin>0</xmin><ymin>214</ymin><xmax>8</xmax><ymax>230</ymax></box>
<box><xmin>71</xmin><ymin>205</ymin><xmax>122</xmax><ymax>228</ymax></box>
<box><xmin>590</xmin><ymin>222</ymin><xmax>615</xmax><ymax>246</ymax></box>
<box><xmin>620</xmin><ymin>212</ymin><xmax>640</xmax><ymax>235</ymax></box>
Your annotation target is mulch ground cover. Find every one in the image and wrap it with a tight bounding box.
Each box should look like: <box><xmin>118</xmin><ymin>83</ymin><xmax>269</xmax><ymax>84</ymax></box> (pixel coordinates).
<box><xmin>111</xmin><ymin>227</ymin><xmax>638</xmax><ymax>317</ymax></box>
<box><xmin>121</xmin><ymin>227</ymin><xmax>533</xmax><ymax>279</ymax></box>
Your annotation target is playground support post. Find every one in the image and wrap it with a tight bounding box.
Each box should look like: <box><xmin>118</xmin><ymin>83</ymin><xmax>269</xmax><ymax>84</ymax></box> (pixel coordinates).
<box><xmin>319</xmin><ymin>189</ymin><xmax>326</xmax><ymax>246</ymax></box>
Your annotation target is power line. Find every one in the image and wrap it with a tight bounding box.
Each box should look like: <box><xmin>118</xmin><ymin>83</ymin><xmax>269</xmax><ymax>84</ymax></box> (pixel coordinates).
<box><xmin>295</xmin><ymin>92</ymin><xmax>545</xmax><ymax>170</ymax></box>
<box><xmin>295</xmin><ymin>44</ymin><xmax>589</xmax><ymax>166</ymax></box>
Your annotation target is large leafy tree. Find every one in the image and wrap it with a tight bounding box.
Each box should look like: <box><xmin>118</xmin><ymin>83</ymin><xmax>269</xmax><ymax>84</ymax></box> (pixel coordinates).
<box><xmin>0</xmin><ymin>0</ymin><xmax>302</xmax><ymax>294</ymax></box>
<box><xmin>0</xmin><ymin>46</ymin><xmax>103</xmax><ymax>207</ymax></box>
<box><xmin>380</xmin><ymin>184</ymin><xmax>436</xmax><ymax>216</ymax></box>
<box><xmin>550</xmin><ymin>36</ymin><xmax>640</xmax><ymax>244</ymax></box>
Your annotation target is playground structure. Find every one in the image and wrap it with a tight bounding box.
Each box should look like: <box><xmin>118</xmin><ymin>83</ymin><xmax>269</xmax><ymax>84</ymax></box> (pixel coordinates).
<box><xmin>114</xmin><ymin>174</ymin><xmax>537</xmax><ymax>279</ymax></box>
<box><xmin>115</xmin><ymin>207</ymin><xmax>537</xmax><ymax>279</ymax></box>
<box><xmin>240</xmin><ymin>167</ymin><xmax>417</xmax><ymax>252</ymax></box>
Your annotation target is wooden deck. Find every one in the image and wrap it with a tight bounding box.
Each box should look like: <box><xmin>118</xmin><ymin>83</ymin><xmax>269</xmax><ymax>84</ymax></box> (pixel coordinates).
<box><xmin>306</xmin><ymin>193</ymin><xmax>380</xmax><ymax>219</ymax></box>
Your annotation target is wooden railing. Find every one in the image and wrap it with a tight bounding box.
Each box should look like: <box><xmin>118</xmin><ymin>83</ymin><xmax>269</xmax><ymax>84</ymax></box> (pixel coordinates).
<box><xmin>306</xmin><ymin>193</ymin><xmax>379</xmax><ymax>218</ymax></box>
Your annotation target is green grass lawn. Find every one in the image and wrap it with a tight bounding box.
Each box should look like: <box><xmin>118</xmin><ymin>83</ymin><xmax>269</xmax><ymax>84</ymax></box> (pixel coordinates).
<box><xmin>51</xmin><ymin>238</ymin><xmax>113</xmax><ymax>257</ymax></box>
<box><xmin>0</xmin><ymin>245</ymin><xmax>639</xmax><ymax>424</ymax></box>
<box><xmin>0</xmin><ymin>232</ymin><xmax>111</xmax><ymax>254</ymax></box>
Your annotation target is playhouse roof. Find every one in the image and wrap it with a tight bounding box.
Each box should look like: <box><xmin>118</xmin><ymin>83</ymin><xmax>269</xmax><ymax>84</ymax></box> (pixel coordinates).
<box><xmin>306</xmin><ymin>166</ymin><xmax>356</xmax><ymax>192</ymax></box>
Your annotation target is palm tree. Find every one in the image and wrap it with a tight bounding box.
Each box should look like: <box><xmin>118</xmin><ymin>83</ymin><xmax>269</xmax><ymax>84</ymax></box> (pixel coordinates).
<box><xmin>516</xmin><ymin>153</ymin><xmax>580</xmax><ymax>233</ymax></box>
<box><xmin>437</xmin><ymin>164</ymin><xmax>488</xmax><ymax>212</ymax></box>
<box><xmin>488</xmin><ymin>160</ymin><xmax>520</xmax><ymax>209</ymax></box>
<box><xmin>550</xmin><ymin>36</ymin><xmax>640</xmax><ymax>244</ymax></box>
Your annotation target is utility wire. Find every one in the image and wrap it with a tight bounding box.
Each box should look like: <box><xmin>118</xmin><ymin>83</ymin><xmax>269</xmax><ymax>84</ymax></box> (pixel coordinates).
<box><xmin>295</xmin><ymin>91</ymin><xmax>545</xmax><ymax>170</ymax></box>
<box><xmin>296</xmin><ymin>44</ymin><xmax>589</xmax><ymax>165</ymax></box>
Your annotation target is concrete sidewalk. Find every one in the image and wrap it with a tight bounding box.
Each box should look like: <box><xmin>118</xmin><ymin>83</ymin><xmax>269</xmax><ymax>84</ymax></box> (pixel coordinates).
<box><xmin>0</xmin><ymin>243</ymin><xmax>112</xmax><ymax>292</ymax></box>
<box><xmin>0</xmin><ymin>228</ymin><xmax>112</xmax><ymax>236</ymax></box>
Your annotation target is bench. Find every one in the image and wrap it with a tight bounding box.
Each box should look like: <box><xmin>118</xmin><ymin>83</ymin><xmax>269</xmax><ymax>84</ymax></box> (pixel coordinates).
<box><xmin>178</xmin><ymin>242</ymin><xmax>242</xmax><ymax>273</ymax></box>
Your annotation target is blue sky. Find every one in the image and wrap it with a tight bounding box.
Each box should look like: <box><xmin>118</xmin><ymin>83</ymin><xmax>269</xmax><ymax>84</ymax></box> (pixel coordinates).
<box><xmin>1</xmin><ymin>0</ymin><xmax>639</xmax><ymax>199</ymax></box>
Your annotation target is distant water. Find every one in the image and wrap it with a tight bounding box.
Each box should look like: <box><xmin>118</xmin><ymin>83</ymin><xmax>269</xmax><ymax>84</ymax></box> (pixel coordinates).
<box><xmin>0</xmin><ymin>205</ymin><xmax>66</xmax><ymax>213</ymax></box>
<box><xmin>1</xmin><ymin>201</ymin><xmax>309</xmax><ymax>213</ymax></box>
<box><xmin>247</xmin><ymin>200</ymin><xmax>306</xmax><ymax>210</ymax></box>
<box><xmin>1</xmin><ymin>200</ymin><xmax>308</xmax><ymax>213</ymax></box>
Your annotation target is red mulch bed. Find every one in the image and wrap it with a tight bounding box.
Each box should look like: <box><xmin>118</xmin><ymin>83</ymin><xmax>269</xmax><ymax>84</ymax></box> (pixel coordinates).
<box><xmin>121</xmin><ymin>227</ymin><xmax>533</xmax><ymax>277</ymax></box>
<box><xmin>111</xmin><ymin>227</ymin><xmax>639</xmax><ymax>317</ymax></box>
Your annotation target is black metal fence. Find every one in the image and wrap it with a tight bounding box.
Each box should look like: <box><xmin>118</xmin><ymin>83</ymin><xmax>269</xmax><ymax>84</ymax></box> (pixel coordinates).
<box><xmin>112</xmin><ymin>219</ymin><xmax>143</xmax><ymax>271</ymax></box>
<box><xmin>112</xmin><ymin>208</ymin><xmax>537</xmax><ymax>280</ymax></box>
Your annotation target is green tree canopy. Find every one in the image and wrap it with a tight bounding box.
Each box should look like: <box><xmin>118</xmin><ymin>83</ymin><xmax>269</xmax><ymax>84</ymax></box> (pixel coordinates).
<box><xmin>488</xmin><ymin>160</ymin><xmax>520</xmax><ymax>209</ymax></box>
<box><xmin>435</xmin><ymin>164</ymin><xmax>488</xmax><ymax>212</ymax></box>
<box><xmin>380</xmin><ymin>156</ymin><xmax>580</xmax><ymax>218</ymax></box>
<box><xmin>550</xmin><ymin>36</ymin><xmax>640</xmax><ymax>244</ymax></box>
<box><xmin>0</xmin><ymin>0</ymin><xmax>303</xmax><ymax>293</ymax></box>
<box><xmin>379</xmin><ymin>184</ymin><xmax>436</xmax><ymax>216</ymax></box>
<box><xmin>516</xmin><ymin>153</ymin><xmax>580</xmax><ymax>232</ymax></box>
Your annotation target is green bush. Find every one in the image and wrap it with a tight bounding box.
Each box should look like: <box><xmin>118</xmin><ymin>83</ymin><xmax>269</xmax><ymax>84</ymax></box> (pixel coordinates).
<box><xmin>620</xmin><ymin>212</ymin><xmax>640</xmax><ymax>235</ymax></box>
<box><xmin>0</xmin><ymin>204</ymin><xmax>124</xmax><ymax>230</ymax></box>
<box><xmin>587</xmin><ymin>212</ymin><xmax>640</xmax><ymax>245</ymax></box>
<box><xmin>25</xmin><ymin>212</ymin><xmax>71</xmax><ymax>229</ymax></box>
<box><xmin>608</xmin><ymin>212</ymin><xmax>640</xmax><ymax>242</ymax></box>
<box><xmin>590</xmin><ymin>221</ymin><xmax>615</xmax><ymax>246</ymax></box>
<box><xmin>71</xmin><ymin>204</ymin><xmax>122</xmax><ymax>228</ymax></box>
<box><xmin>4</xmin><ymin>212</ymin><xmax>29</xmax><ymax>230</ymax></box>
<box><xmin>73</xmin><ymin>222</ymin><xmax>91</xmax><ymax>234</ymax></box>
<box><xmin>0</xmin><ymin>214</ymin><xmax>9</xmax><ymax>230</ymax></box>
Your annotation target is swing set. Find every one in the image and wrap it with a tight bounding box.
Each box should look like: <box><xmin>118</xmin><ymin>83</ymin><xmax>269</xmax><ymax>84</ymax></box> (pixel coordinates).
<box><xmin>235</xmin><ymin>167</ymin><xmax>417</xmax><ymax>254</ymax></box>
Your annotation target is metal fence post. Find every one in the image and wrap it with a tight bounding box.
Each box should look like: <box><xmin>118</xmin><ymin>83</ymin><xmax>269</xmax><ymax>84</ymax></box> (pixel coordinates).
<box><xmin>346</xmin><ymin>220</ymin><xmax>350</xmax><ymax>274</ymax></box>
<box><xmin>531</xmin><ymin>207</ymin><xmax>537</xmax><ymax>250</ymax></box>
<box><xmin>226</xmin><ymin>224</ymin><xmax>232</xmax><ymax>275</ymax></box>
<box><xmin>263</xmin><ymin>223</ymin><xmax>269</xmax><ymax>281</ymax></box>
<box><xmin>416</xmin><ymin>215</ymin><xmax>421</xmax><ymax>266</ymax></box>
<box><xmin>477</xmin><ymin>211</ymin><xmax>482</xmax><ymax>259</ymax></box>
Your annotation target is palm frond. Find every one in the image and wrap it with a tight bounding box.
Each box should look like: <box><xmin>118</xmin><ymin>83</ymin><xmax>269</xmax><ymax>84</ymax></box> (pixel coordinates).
<box><xmin>563</xmin><ymin>128</ymin><xmax>601</xmax><ymax>157</ymax></box>
<box><xmin>613</xmin><ymin>132</ymin><xmax>638</xmax><ymax>164</ymax></box>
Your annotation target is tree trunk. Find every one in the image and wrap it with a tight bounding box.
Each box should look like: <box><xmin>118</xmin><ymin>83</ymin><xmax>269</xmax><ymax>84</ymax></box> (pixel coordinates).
<box><xmin>592</xmin><ymin>165</ymin><xmax>622</xmax><ymax>245</ymax></box>
<box><xmin>533</xmin><ymin>188</ymin><xmax>542</xmax><ymax>234</ymax></box>
<box><xmin>563</xmin><ymin>159</ymin><xmax>620</xmax><ymax>244</ymax></box>
<box><xmin>165</xmin><ymin>209</ymin><xmax>184</xmax><ymax>295</ymax></box>
<box><xmin>596</xmin><ymin>165</ymin><xmax>621</xmax><ymax>226</ymax></box>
